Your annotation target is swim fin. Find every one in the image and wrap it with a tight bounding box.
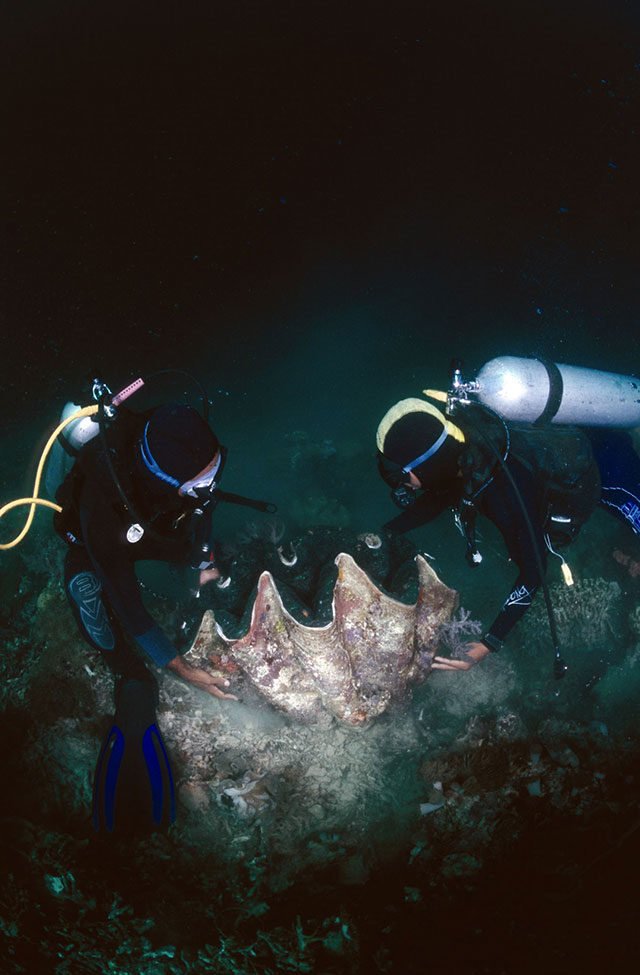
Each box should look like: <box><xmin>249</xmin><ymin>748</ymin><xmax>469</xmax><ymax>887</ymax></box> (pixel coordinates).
<box><xmin>92</xmin><ymin>674</ymin><xmax>176</xmax><ymax>833</ymax></box>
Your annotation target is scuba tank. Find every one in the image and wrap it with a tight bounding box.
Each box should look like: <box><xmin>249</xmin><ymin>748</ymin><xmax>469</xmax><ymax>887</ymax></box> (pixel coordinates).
<box><xmin>472</xmin><ymin>356</ymin><xmax>640</xmax><ymax>427</ymax></box>
<box><xmin>438</xmin><ymin>354</ymin><xmax>640</xmax><ymax>679</ymax></box>
<box><xmin>45</xmin><ymin>400</ymin><xmax>102</xmax><ymax>499</ymax></box>
<box><xmin>2</xmin><ymin>372</ymin><xmax>277</xmax><ymax>553</ymax></box>
<box><xmin>45</xmin><ymin>378</ymin><xmax>146</xmax><ymax>500</ymax></box>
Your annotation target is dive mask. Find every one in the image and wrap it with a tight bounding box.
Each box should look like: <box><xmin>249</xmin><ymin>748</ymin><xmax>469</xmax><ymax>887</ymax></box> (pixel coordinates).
<box><xmin>179</xmin><ymin>447</ymin><xmax>227</xmax><ymax>499</ymax></box>
<box><xmin>391</xmin><ymin>484</ymin><xmax>418</xmax><ymax>509</ymax></box>
<box><xmin>377</xmin><ymin>453</ymin><xmax>420</xmax><ymax>509</ymax></box>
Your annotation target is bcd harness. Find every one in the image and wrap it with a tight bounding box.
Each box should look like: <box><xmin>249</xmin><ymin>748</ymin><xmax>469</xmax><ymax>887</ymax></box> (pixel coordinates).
<box><xmin>453</xmin><ymin>420</ymin><xmax>601</xmax><ymax>581</ymax></box>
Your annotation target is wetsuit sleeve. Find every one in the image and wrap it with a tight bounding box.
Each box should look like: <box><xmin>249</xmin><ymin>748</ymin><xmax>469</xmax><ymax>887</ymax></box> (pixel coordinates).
<box><xmin>479</xmin><ymin>461</ymin><xmax>547</xmax><ymax>648</ymax></box>
<box><xmin>383</xmin><ymin>490</ymin><xmax>455</xmax><ymax>534</ymax></box>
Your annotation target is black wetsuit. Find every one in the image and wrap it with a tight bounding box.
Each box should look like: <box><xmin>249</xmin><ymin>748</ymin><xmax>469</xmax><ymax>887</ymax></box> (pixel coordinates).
<box><xmin>384</xmin><ymin>427</ymin><xmax>640</xmax><ymax>650</ymax></box>
<box><xmin>586</xmin><ymin>429</ymin><xmax>640</xmax><ymax>536</ymax></box>
<box><xmin>55</xmin><ymin>412</ymin><xmax>213</xmax><ymax>679</ymax></box>
<box><xmin>384</xmin><ymin>452</ymin><xmax>548</xmax><ymax>649</ymax></box>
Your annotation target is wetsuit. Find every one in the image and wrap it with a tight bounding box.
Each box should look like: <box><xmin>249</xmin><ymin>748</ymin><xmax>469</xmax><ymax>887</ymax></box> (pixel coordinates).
<box><xmin>384</xmin><ymin>427</ymin><xmax>640</xmax><ymax>651</ymax></box>
<box><xmin>55</xmin><ymin>412</ymin><xmax>214</xmax><ymax>679</ymax></box>
<box><xmin>383</xmin><ymin>451</ymin><xmax>549</xmax><ymax>650</ymax></box>
<box><xmin>586</xmin><ymin>429</ymin><xmax>640</xmax><ymax>536</ymax></box>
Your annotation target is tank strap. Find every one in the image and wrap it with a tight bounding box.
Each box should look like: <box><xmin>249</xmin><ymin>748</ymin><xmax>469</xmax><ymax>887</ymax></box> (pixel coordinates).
<box><xmin>534</xmin><ymin>359</ymin><xmax>564</xmax><ymax>425</ymax></box>
<box><xmin>56</xmin><ymin>431</ymin><xmax>79</xmax><ymax>458</ymax></box>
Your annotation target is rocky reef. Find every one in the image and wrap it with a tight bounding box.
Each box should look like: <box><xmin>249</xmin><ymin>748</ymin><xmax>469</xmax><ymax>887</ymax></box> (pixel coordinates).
<box><xmin>2</xmin><ymin>527</ymin><xmax>640</xmax><ymax>973</ymax></box>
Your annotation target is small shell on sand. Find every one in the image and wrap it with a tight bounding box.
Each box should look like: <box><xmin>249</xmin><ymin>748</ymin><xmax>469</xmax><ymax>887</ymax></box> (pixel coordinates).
<box><xmin>358</xmin><ymin>533</ymin><xmax>382</xmax><ymax>550</ymax></box>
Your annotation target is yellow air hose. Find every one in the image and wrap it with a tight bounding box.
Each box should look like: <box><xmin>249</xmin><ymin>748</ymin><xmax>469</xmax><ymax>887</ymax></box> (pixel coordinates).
<box><xmin>0</xmin><ymin>404</ymin><xmax>99</xmax><ymax>550</ymax></box>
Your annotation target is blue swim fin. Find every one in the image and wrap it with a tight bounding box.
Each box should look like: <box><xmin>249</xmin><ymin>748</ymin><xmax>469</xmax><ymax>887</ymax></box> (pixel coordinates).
<box><xmin>93</xmin><ymin>675</ymin><xmax>176</xmax><ymax>833</ymax></box>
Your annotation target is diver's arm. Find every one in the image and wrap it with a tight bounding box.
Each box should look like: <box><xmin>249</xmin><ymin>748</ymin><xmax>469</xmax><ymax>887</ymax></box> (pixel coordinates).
<box><xmin>86</xmin><ymin>552</ymin><xmax>235</xmax><ymax>695</ymax></box>
<box><xmin>85</xmin><ymin>539</ymin><xmax>236</xmax><ymax>698</ymax></box>
<box><xmin>482</xmin><ymin>569</ymin><xmax>541</xmax><ymax>649</ymax></box>
<box><xmin>125</xmin><ymin>608</ymin><xmax>236</xmax><ymax>698</ymax></box>
<box><xmin>432</xmin><ymin>465</ymin><xmax>546</xmax><ymax>672</ymax></box>
<box><xmin>79</xmin><ymin>497</ymin><xmax>231</xmax><ymax>696</ymax></box>
<box><xmin>199</xmin><ymin>565</ymin><xmax>221</xmax><ymax>585</ymax></box>
<box><xmin>166</xmin><ymin>655</ymin><xmax>238</xmax><ymax>700</ymax></box>
<box><xmin>432</xmin><ymin>641</ymin><xmax>491</xmax><ymax>671</ymax></box>
<box><xmin>479</xmin><ymin>463</ymin><xmax>546</xmax><ymax>650</ymax></box>
<box><xmin>433</xmin><ymin>560</ymin><xmax>543</xmax><ymax>674</ymax></box>
<box><xmin>383</xmin><ymin>490</ymin><xmax>453</xmax><ymax>534</ymax></box>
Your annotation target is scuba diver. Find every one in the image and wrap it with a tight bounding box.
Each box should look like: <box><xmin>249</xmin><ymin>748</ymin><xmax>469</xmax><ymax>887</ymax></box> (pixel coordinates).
<box><xmin>1</xmin><ymin>372</ymin><xmax>277</xmax><ymax>832</ymax></box>
<box><xmin>55</xmin><ymin>400</ymin><xmax>238</xmax><ymax>697</ymax></box>
<box><xmin>54</xmin><ymin>396</ymin><xmax>241</xmax><ymax>832</ymax></box>
<box><xmin>376</xmin><ymin>357</ymin><xmax>640</xmax><ymax>676</ymax></box>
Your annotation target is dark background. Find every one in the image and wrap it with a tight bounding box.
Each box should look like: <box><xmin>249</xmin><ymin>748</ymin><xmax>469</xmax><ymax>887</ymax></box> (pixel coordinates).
<box><xmin>3</xmin><ymin>0</ymin><xmax>639</xmax><ymax>412</ymax></box>
<box><xmin>3</xmin><ymin>0</ymin><xmax>640</xmax><ymax>568</ymax></box>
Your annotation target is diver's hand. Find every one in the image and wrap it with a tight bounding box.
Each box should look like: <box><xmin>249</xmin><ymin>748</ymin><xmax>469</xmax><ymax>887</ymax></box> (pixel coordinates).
<box><xmin>432</xmin><ymin>641</ymin><xmax>492</xmax><ymax>673</ymax></box>
<box><xmin>167</xmin><ymin>655</ymin><xmax>238</xmax><ymax>700</ymax></box>
<box><xmin>199</xmin><ymin>566</ymin><xmax>221</xmax><ymax>587</ymax></box>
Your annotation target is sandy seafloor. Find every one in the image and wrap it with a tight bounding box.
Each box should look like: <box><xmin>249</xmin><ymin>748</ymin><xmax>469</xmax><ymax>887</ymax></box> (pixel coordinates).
<box><xmin>2</xmin><ymin>1</ymin><xmax>640</xmax><ymax>971</ymax></box>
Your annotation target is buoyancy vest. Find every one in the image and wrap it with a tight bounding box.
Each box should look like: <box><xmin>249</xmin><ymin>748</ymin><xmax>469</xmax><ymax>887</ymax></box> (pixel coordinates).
<box><xmin>456</xmin><ymin>412</ymin><xmax>601</xmax><ymax>555</ymax></box>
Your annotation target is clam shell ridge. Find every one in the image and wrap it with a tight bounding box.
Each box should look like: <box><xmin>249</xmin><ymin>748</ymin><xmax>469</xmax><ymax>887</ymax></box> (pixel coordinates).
<box><xmin>189</xmin><ymin>552</ymin><xmax>458</xmax><ymax>724</ymax></box>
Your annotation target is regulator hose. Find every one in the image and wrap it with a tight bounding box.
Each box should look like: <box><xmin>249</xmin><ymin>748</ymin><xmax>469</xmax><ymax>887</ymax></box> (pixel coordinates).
<box><xmin>454</xmin><ymin>403</ymin><xmax>567</xmax><ymax>679</ymax></box>
<box><xmin>0</xmin><ymin>405</ymin><xmax>98</xmax><ymax>550</ymax></box>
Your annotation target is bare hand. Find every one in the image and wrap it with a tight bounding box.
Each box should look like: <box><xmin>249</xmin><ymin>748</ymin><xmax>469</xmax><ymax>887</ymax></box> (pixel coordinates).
<box><xmin>199</xmin><ymin>566</ymin><xmax>221</xmax><ymax>587</ymax></box>
<box><xmin>167</xmin><ymin>655</ymin><xmax>238</xmax><ymax>700</ymax></box>
<box><xmin>432</xmin><ymin>641</ymin><xmax>491</xmax><ymax>673</ymax></box>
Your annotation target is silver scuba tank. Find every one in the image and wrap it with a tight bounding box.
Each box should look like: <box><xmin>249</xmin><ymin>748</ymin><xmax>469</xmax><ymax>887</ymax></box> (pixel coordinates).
<box><xmin>474</xmin><ymin>356</ymin><xmax>640</xmax><ymax>427</ymax></box>
<box><xmin>60</xmin><ymin>401</ymin><xmax>101</xmax><ymax>448</ymax></box>
<box><xmin>44</xmin><ymin>401</ymin><xmax>101</xmax><ymax>498</ymax></box>
<box><xmin>43</xmin><ymin>378</ymin><xmax>145</xmax><ymax>499</ymax></box>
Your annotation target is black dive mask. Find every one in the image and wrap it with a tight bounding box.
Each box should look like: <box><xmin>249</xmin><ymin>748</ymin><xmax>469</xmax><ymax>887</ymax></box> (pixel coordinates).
<box><xmin>181</xmin><ymin>445</ymin><xmax>228</xmax><ymax>506</ymax></box>
<box><xmin>391</xmin><ymin>484</ymin><xmax>418</xmax><ymax>509</ymax></box>
<box><xmin>378</xmin><ymin>453</ymin><xmax>420</xmax><ymax>509</ymax></box>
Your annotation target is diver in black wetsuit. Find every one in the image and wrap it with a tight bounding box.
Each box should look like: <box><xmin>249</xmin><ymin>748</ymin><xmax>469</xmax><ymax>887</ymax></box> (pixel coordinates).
<box><xmin>55</xmin><ymin>402</ymin><xmax>237</xmax><ymax>698</ymax></box>
<box><xmin>54</xmin><ymin>406</ymin><xmax>241</xmax><ymax>833</ymax></box>
<box><xmin>376</xmin><ymin>397</ymin><xmax>640</xmax><ymax>674</ymax></box>
<box><xmin>55</xmin><ymin>402</ymin><xmax>236</xmax><ymax>832</ymax></box>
